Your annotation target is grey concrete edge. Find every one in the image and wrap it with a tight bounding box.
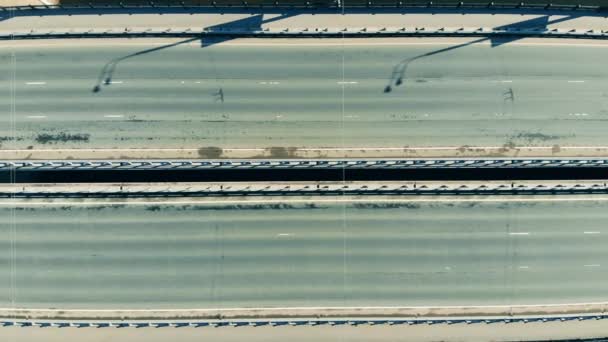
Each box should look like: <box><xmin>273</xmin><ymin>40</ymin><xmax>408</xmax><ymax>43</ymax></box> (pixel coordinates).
<box><xmin>1</xmin><ymin>303</ymin><xmax>608</xmax><ymax>321</ymax></box>
<box><xmin>0</xmin><ymin>3</ymin><xmax>603</xmax><ymax>11</ymax></box>
<box><xmin>1</xmin><ymin>26</ymin><xmax>607</xmax><ymax>40</ymax></box>
<box><xmin>3</xmin><ymin>180</ymin><xmax>608</xmax><ymax>197</ymax></box>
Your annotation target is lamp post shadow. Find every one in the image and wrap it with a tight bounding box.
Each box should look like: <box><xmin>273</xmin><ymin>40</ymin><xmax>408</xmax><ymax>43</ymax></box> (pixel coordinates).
<box><xmin>384</xmin><ymin>13</ymin><xmax>581</xmax><ymax>93</ymax></box>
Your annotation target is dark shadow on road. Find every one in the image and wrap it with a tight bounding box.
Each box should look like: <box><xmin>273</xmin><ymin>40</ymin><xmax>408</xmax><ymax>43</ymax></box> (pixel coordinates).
<box><xmin>92</xmin><ymin>12</ymin><xmax>295</xmax><ymax>92</ymax></box>
<box><xmin>384</xmin><ymin>37</ymin><xmax>487</xmax><ymax>93</ymax></box>
<box><xmin>491</xmin><ymin>13</ymin><xmax>580</xmax><ymax>46</ymax></box>
<box><xmin>93</xmin><ymin>37</ymin><xmax>199</xmax><ymax>92</ymax></box>
<box><xmin>201</xmin><ymin>13</ymin><xmax>265</xmax><ymax>46</ymax></box>
<box><xmin>384</xmin><ymin>13</ymin><xmax>585</xmax><ymax>92</ymax></box>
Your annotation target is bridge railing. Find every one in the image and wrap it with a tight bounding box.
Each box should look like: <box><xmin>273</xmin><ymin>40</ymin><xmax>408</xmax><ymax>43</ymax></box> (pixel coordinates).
<box><xmin>1</xmin><ymin>26</ymin><xmax>607</xmax><ymax>40</ymax></box>
<box><xmin>2</xmin><ymin>181</ymin><xmax>608</xmax><ymax>198</ymax></box>
<box><xmin>2</xmin><ymin>314</ymin><xmax>608</xmax><ymax>329</ymax></box>
<box><xmin>3</xmin><ymin>158</ymin><xmax>608</xmax><ymax>170</ymax></box>
<box><xmin>0</xmin><ymin>1</ymin><xmax>606</xmax><ymax>11</ymax></box>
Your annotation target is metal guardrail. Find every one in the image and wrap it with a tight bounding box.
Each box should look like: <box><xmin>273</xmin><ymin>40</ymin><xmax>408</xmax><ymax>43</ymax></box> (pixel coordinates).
<box><xmin>0</xmin><ymin>2</ymin><xmax>604</xmax><ymax>11</ymax></box>
<box><xmin>2</xmin><ymin>314</ymin><xmax>608</xmax><ymax>328</ymax></box>
<box><xmin>2</xmin><ymin>158</ymin><xmax>608</xmax><ymax>170</ymax></box>
<box><xmin>3</xmin><ymin>181</ymin><xmax>608</xmax><ymax>197</ymax></box>
<box><xmin>1</xmin><ymin>26</ymin><xmax>607</xmax><ymax>40</ymax></box>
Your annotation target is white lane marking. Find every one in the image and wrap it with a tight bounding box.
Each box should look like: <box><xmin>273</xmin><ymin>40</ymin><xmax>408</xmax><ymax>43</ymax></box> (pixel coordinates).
<box><xmin>109</xmin><ymin>81</ymin><xmax>123</xmax><ymax>84</ymax></box>
<box><xmin>567</xmin><ymin>80</ymin><xmax>585</xmax><ymax>83</ymax></box>
<box><xmin>509</xmin><ymin>232</ymin><xmax>530</xmax><ymax>236</ymax></box>
<box><xmin>258</xmin><ymin>81</ymin><xmax>281</xmax><ymax>85</ymax></box>
<box><xmin>584</xmin><ymin>231</ymin><xmax>601</xmax><ymax>234</ymax></box>
<box><xmin>277</xmin><ymin>233</ymin><xmax>292</xmax><ymax>237</ymax></box>
<box><xmin>518</xmin><ymin>266</ymin><xmax>529</xmax><ymax>269</ymax></box>
<box><xmin>25</xmin><ymin>82</ymin><xmax>46</xmax><ymax>85</ymax></box>
<box><xmin>584</xmin><ymin>264</ymin><xmax>601</xmax><ymax>267</ymax></box>
<box><xmin>195</xmin><ymin>81</ymin><xmax>201</xmax><ymax>84</ymax></box>
<box><xmin>337</xmin><ymin>81</ymin><xmax>358</xmax><ymax>85</ymax></box>
<box><xmin>444</xmin><ymin>266</ymin><xmax>451</xmax><ymax>271</ymax></box>
<box><xmin>569</xmin><ymin>113</ymin><xmax>589</xmax><ymax>117</ymax></box>
<box><xmin>104</xmin><ymin>115</ymin><xmax>124</xmax><ymax>118</ymax></box>
<box><xmin>26</xmin><ymin>115</ymin><xmax>47</xmax><ymax>119</ymax></box>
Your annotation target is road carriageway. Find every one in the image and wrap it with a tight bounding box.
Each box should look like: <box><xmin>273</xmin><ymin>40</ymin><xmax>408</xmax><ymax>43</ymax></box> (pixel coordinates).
<box><xmin>3</xmin><ymin>194</ymin><xmax>608</xmax><ymax>311</ymax></box>
<box><xmin>4</xmin><ymin>158</ymin><xmax>608</xmax><ymax>171</ymax></box>
<box><xmin>3</xmin><ymin>180</ymin><xmax>608</xmax><ymax>198</ymax></box>
<box><xmin>3</xmin><ymin>36</ymin><xmax>608</xmax><ymax>160</ymax></box>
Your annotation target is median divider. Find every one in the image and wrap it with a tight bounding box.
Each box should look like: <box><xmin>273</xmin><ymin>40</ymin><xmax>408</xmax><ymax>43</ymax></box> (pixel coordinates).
<box><xmin>2</xmin><ymin>158</ymin><xmax>608</xmax><ymax>170</ymax></box>
<box><xmin>2</xmin><ymin>180</ymin><xmax>608</xmax><ymax>198</ymax></box>
<box><xmin>2</xmin><ymin>314</ymin><xmax>608</xmax><ymax>329</ymax></box>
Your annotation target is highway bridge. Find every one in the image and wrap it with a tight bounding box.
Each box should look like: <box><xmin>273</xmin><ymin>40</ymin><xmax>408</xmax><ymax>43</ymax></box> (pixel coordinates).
<box><xmin>3</xmin><ymin>3</ymin><xmax>608</xmax><ymax>341</ymax></box>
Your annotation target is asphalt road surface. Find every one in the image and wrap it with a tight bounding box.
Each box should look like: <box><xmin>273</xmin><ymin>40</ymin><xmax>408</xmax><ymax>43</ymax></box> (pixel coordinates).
<box><xmin>1</xmin><ymin>38</ymin><xmax>608</xmax><ymax>159</ymax></box>
<box><xmin>1</xmin><ymin>196</ymin><xmax>607</xmax><ymax>309</ymax></box>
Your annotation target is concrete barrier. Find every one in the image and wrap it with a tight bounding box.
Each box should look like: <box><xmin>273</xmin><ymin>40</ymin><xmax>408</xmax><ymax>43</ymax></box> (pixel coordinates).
<box><xmin>1</xmin><ymin>302</ymin><xmax>608</xmax><ymax>322</ymax></box>
<box><xmin>2</xmin><ymin>180</ymin><xmax>608</xmax><ymax>197</ymax></box>
<box><xmin>2</xmin><ymin>313</ymin><xmax>608</xmax><ymax>329</ymax></box>
<box><xmin>2</xmin><ymin>158</ymin><xmax>608</xmax><ymax>171</ymax></box>
<box><xmin>1</xmin><ymin>26</ymin><xmax>607</xmax><ymax>40</ymax></box>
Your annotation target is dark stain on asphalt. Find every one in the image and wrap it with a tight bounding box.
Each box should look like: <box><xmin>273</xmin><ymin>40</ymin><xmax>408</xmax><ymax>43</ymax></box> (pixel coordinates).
<box><xmin>35</xmin><ymin>132</ymin><xmax>90</xmax><ymax>144</ymax></box>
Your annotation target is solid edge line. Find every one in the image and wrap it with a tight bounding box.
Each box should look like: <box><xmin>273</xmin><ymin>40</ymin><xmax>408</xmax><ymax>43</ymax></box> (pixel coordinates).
<box><xmin>2</xmin><ymin>302</ymin><xmax>608</xmax><ymax>312</ymax></box>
